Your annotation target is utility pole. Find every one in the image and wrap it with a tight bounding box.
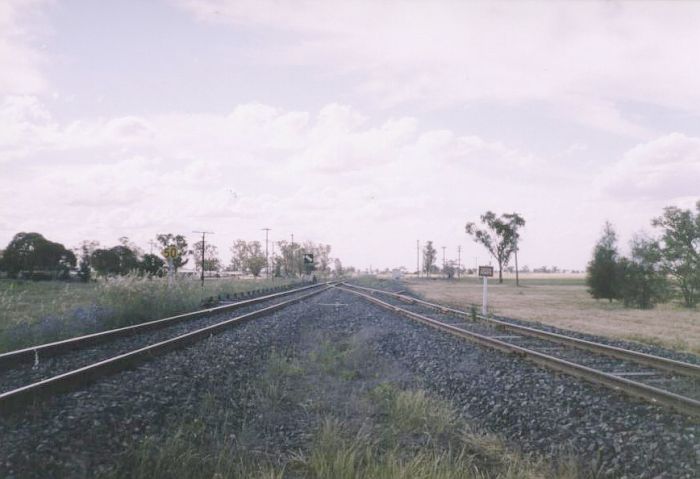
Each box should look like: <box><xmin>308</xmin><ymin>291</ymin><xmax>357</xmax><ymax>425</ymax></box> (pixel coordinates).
<box><xmin>441</xmin><ymin>246</ymin><xmax>446</xmax><ymax>275</ymax></box>
<box><xmin>416</xmin><ymin>240</ymin><xmax>420</xmax><ymax>278</ymax></box>
<box><xmin>291</xmin><ymin>233</ymin><xmax>294</xmax><ymax>276</ymax></box>
<box><xmin>514</xmin><ymin>238</ymin><xmax>520</xmax><ymax>287</ymax></box>
<box><xmin>262</xmin><ymin>228</ymin><xmax>271</xmax><ymax>279</ymax></box>
<box><xmin>457</xmin><ymin>245</ymin><xmax>461</xmax><ymax>279</ymax></box>
<box><xmin>193</xmin><ymin>230</ymin><xmax>213</xmax><ymax>288</ymax></box>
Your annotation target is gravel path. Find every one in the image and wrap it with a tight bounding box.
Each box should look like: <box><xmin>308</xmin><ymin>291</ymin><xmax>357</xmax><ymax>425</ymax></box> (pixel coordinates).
<box><xmin>1</xmin><ymin>287</ymin><xmax>698</xmax><ymax>478</ymax></box>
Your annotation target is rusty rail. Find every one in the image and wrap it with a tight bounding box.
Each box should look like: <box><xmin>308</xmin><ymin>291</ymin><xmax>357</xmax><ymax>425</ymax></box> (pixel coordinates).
<box><xmin>0</xmin><ymin>285</ymin><xmax>332</xmax><ymax>413</ymax></box>
<box><xmin>339</xmin><ymin>285</ymin><xmax>700</xmax><ymax>418</ymax></box>
<box><xmin>341</xmin><ymin>282</ymin><xmax>700</xmax><ymax>379</ymax></box>
<box><xmin>0</xmin><ymin>282</ymin><xmax>327</xmax><ymax>371</ymax></box>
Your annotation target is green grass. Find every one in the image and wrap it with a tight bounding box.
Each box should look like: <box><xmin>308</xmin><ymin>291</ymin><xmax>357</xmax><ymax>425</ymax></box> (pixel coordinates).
<box><xmin>0</xmin><ymin>276</ymin><xmax>297</xmax><ymax>353</ymax></box>
<box><xmin>102</xmin><ymin>333</ymin><xmax>591</xmax><ymax>479</ymax></box>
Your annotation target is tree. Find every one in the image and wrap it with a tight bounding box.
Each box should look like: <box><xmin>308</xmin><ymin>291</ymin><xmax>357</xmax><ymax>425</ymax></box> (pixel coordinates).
<box><xmin>617</xmin><ymin>236</ymin><xmax>669</xmax><ymax>309</ymax></box>
<box><xmin>586</xmin><ymin>222</ymin><xmax>620</xmax><ymax>302</ymax></box>
<box><xmin>502</xmin><ymin>213</ymin><xmax>526</xmax><ymax>285</ymax></box>
<box><xmin>0</xmin><ymin>232</ymin><xmax>76</xmax><ymax>279</ymax></box>
<box><xmin>229</xmin><ymin>240</ymin><xmax>267</xmax><ymax>276</ymax></box>
<box><xmin>245</xmin><ymin>241</ymin><xmax>266</xmax><ymax>277</ymax></box>
<box><xmin>276</xmin><ymin>241</ymin><xmax>300</xmax><ymax>277</ymax></box>
<box><xmin>156</xmin><ymin>234</ymin><xmax>190</xmax><ymax>270</ymax></box>
<box><xmin>229</xmin><ymin>239</ymin><xmax>249</xmax><ymax>272</ymax></box>
<box><xmin>423</xmin><ymin>241</ymin><xmax>437</xmax><ymax>277</ymax></box>
<box><xmin>90</xmin><ymin>244</ymin><xmax>139</xmax><ymax>276</ymax></box>
<box><xmin>333</xmin><ymin>258</ymin><xmax>344</xmax><ymax>277</ymax></box>
<box><xmin>652</xmin><ymin>202</ymin><xmax>700</xmax><ymax>308</ymax></box>
<box><xmin>75</xmin><ymin>240</ymin><xmax>99</xmax><ymax>282</ymax></box>
<box><xmin>443</xmin><ymin>261</ymin><xmax>456</xmax><ymax>279</ymax></box>
<box><xmin>140</xmin><ymin>254</ymin><xmax>165</xmax><ymax>277</ymax></box>
<box><xmin>193</xmin><ymin>241</ymin><xmax>221</xmax><ymax>273</ymax></box>
<box><xmin>465</xmin><ymin>211</ymin><xmax>525</xmax><ymax>283</ymax></box>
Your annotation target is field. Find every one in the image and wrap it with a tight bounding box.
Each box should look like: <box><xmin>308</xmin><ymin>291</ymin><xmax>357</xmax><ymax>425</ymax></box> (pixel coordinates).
<box><xmin>0</xmin><ymin>276</ymin><xmax>296</xmax><ymax>353</ymax></box>
<box><xmin>402</xmin><ymin>273</ymin><xmax>700</xmax><ymax>355</ymax></box>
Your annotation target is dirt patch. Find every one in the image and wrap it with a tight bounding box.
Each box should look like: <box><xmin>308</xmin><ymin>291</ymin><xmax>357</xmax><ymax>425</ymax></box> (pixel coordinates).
<box><xmin>404</xmin><ymin>277</ymin><xmax>700</xmax><ymax>354</ymax></box>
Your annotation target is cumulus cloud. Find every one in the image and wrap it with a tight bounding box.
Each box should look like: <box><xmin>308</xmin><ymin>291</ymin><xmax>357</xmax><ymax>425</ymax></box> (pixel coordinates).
<box><xmin>597</xmin><ymin>133</ymin><xmax>700</xmax><ymax>201</ymax></box>
<box><xmin>176</xmin><ymin>0</ymin><xmax>700</xmax><ymax>136</ymax></box>
<box><xmin>1</xmin><ymin>98</ymin><xmax>563</xmax><ymax>267</ymax></box>
<box><xmin>0</xmin><ymin>1</ymin><xmax>47</xmax><ymax>96</ymax></box>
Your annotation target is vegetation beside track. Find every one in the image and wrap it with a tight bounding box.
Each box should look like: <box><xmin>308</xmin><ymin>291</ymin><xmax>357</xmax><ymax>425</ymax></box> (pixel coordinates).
<box><xmin>104</xmin><ymin>332</ymin><xmax>587</xmax><ymax>479</ymax></box>
<box><xmin>0</xmin><ymin>276</ymin><xmax>297</xmax><ymax>353</ymax></box>
<box><xmin>393</xmin><ymin>275</ymin><xmax>700</xmax><ymax>355</ymax></box>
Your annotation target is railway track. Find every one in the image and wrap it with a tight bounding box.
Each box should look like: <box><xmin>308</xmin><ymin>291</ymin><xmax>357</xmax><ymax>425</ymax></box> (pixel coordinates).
<box><xmin>340</xmin><ymin>282</ymin><xmax>700</xmax><ymax>417</ymax></box>
<box><xmin>0</xmin><ymin>282</ymin><xmax>332</xmax><ymax>412</ymax></box>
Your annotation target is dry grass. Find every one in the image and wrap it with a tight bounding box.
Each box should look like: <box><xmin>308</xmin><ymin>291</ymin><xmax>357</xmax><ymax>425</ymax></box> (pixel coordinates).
<box><xmin>403</xmin><ymin>275</ymin><xmax>700</xmax><ymax>355</ymax></box>
<box><xmin>0</xmin><ymin>276</ymin><xmax>296</xmax><ymax>353</ymax></box>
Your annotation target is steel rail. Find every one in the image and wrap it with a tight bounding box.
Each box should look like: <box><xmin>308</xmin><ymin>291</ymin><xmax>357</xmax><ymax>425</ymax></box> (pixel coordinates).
<box><xmin>339</xmin><ymin>285</ymin><xmax>700</xmax><ymax>418</ymax></box>
<box><xmin>340</xmin><ymin>282</ymin><xmax>700</xmax><ymax>379</ymax></box>
<box><xmin>0</xmin><ymin>282</ymin><xmax>327</xmax><ymax>371</ymax></box>
<box><xmin>0</xmin><ymin>285</ymin><xmax>332</xmax><ymax>413</ymax></box>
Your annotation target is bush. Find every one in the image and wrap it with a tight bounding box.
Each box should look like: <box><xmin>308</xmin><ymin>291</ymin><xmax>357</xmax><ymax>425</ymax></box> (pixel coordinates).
<box><xmin>617</xmin><ymin>237</ymin><xmax>669</xmax><ymax>309</ymax></box>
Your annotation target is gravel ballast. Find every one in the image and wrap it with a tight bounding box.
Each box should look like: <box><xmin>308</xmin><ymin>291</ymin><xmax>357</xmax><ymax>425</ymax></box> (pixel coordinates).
<box><xmin>1</xmin><ymin>287</ymin><xmax>697</xmax><ymax>478</ymax></box>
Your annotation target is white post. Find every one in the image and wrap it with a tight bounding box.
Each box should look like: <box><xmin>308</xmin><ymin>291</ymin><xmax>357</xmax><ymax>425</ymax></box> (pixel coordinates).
<box><xmin>168</xmin><ymin>258</ymin><xmax>174</xmax><ymax>288</ymax></box>
<box><xmin>482</xmin><ymin>275</ymin><xmax>488</xmax><ymax>315</ymax></box>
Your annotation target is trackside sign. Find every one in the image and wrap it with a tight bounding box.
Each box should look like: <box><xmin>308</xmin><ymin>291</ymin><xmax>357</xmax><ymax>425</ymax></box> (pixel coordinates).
<box><xmin>478</xmin><ymin>266</ymin><xmax>494</xmax><ymax>277</ymax></box>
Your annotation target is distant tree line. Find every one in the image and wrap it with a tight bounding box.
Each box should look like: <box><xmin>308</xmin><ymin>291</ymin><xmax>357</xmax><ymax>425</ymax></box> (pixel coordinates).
<box><xmin>587</xmin><ymin>201</ymin><xmax>700</xmax><ymax>309</ymax></box>
<box><xmin>228</xmin><ymin>239</ymin><xmax>333</xmax><ymax>277</ymax></box>
<box><xmin>0</xmin><ymin>231</ymin><xmax>340</xmax><ymax>281</ymax></box>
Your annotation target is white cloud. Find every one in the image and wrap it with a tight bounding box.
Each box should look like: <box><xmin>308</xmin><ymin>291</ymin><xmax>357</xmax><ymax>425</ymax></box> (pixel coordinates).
<box><xmin>177</xmin><ymin>0</ymin><xmax>700</xmax><ymax>137</ymax></box>
<box><xmin>0</xmin><ymin>1</ymin><xmax>47</xmax><ymax>96</ymax></box>
<box><xmin>1</xmin><ymin>98</ymin><xmax>570</xmax><ymax>267</ymax></box>
<box><xmin>597</xmin><ymin>133</ymin><xmax>700</xmax><ymax>201</ymax></box>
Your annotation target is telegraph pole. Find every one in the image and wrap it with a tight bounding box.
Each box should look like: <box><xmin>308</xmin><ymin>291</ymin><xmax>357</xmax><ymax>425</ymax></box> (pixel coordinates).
<box><xmin>457</xmin><ymin>245</ymin><xmax>462</xmax><ymax>279</ymax></box>
<box><xmin>262</xmin><ymin>228</ymin><xmax>271</xmax><ymax>279</ymax></box>
<box><xmin>193</xmin><ymin>231</ymin><xmax>213</xmax><ymax>288</ymax></box>
<box><xmin>416</xmin><ymin>240</ymin><xmax>420</xmax><ymax>278</ymax></box>
<box><xmin>514</xmin><ymin>238</ymin><xmax>520</xmax><ymax>287</ymax></box>
<box><xmin>441</xmin><ymin>246</ymin><xmax>446</xmax><ymax>275</ymax></box>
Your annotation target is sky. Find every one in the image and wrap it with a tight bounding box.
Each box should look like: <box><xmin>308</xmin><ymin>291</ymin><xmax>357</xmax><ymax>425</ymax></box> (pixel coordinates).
<box><xmin>1</xmin><ymin>0</ymin><xmax>699</xmax><ymax>271</ymax></box>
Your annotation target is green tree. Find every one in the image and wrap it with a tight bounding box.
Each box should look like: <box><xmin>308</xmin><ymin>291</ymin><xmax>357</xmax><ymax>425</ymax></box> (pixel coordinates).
<box><xmin>0</xmin><ymin>232</ymin><xmax>76</xmax><ymax>279</ymax></box>
<box><xmin>75</xmin><ymin>240</ymin><xmax>99</xmax><ymax>282</ymax></box>
<box><xmin>652</xmin><ymin>202</ymin><xmax>700</xmax><ymax>307</ymax></box>
<box><xmin>193</xmin><ymin>241</ymin><xmax>220</xmax><ymax>273</ymax></box>
<box><xmin>617</xmin><ymin>236</ymin><xmax>669</xmax><ymax>309</ymax></box>
<box><xmin>586</xmin><ymin>222</ymin><xmax>620</xmax><ymax>302</ymax></box>
<box><xmin>465</xmin><ymin>211</ymin><xmax>525</xmax><ymax>283</ymax></box>
<box><xmin>245</xmin><ymin>241</ymin><xmax>266</xmax><ymax>277</ymax></box>
<box><xmin>229</xmin><ymin>239</ymin><xmax>249</xmax><ymax>272</ymax></box>
<box><xmin>423</xmin><ymin>241</ymin><xmax>437</xmax><ymax>277</ymax></box>
<box><xmin>140</xmin><ymin>254</ymin><xmax>165</xmax><ymax>277</ymax></box>
<box><xmin>333</xmin><ymin>258</ymin><xmax>344</xmax><ymax>277</ymax></box>
<box><xmin>156</xmin><ymin>234</ymin><xmax>190</xmax><ymax>270</ymax></box>
<box><xmin>90</xmin><ymin>244</ymin><xmax>139</xmax><ymax>276</ymax></box>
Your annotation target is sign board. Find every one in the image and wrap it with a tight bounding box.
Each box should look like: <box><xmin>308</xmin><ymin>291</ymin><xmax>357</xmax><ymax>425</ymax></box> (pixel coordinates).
<box><xmin>478</xmin><ymin>266</ymin><xmax>494</xmax><ymax>277</ymax></box>
<box><xmin>162</xmin><ymin>245</ymin><xmax>179</xmax><ymax>258</ymax></box>
<box><xmin>303</xmin><ymin>253</ymin><xmax>314</xmax><ymax>264</ymax></box>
